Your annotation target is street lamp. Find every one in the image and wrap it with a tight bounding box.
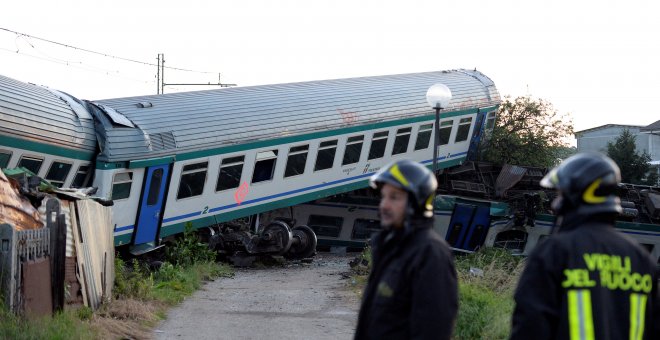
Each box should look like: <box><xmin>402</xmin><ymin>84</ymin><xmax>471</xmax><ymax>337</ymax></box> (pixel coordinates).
<box><xmin>426</xmin><ymin>83</ymin><xmax>452</xmax><ymax>176</ymax></box>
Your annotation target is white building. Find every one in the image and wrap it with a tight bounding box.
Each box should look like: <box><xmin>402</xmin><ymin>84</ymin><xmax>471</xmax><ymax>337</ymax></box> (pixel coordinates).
<box><xmin>575</xmin><ymin>124</ymin><xmax>660</xmax><ymax>162</ymax></box>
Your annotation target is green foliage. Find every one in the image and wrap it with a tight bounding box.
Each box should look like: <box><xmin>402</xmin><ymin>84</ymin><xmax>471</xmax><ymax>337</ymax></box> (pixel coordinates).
<box><xmin>453</xmin><ymin>249</ymin><xmax>525</xmax><ymax>339</ymax></box>
<box><xmin>481</xmin><ymin>96</ymin><xmax>574</xmax><ymax>167</ymax></box>
<box><xmin>0</xmin><ymin>307</ymin><xmax>97</xmax><ymax>340</ymax></box>
<box><xmin>607</xmin><ymin>129</ymin><xmax>657</xmax><ymax>185</ymax></box>
<box><xmin>151</xmin><ymin>262</ymin><xmax>234</xmax><ymax>305</ymax></box>
<box><xmin>166</xmin><ymin>222</ymin><xmax>217</xmax><ymax>267</ymax></box>
<box><xmin>113</xmin><ymin>257</ymin><xmax>154</xmax><ymax>300</ymax></box>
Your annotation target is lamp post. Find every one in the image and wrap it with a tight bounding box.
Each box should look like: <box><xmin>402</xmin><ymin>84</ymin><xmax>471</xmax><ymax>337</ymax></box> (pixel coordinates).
<box><xmin>426</xmin><ymin>83</ymin><xmax>452</xmax><ymax>175</ymax></box>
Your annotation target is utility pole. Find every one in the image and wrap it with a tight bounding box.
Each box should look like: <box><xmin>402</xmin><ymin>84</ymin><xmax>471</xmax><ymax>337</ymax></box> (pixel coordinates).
<box><xmin>156</xmin><ymin>54</ymin><xmax>236</xmax><ymax>94</ymax></box>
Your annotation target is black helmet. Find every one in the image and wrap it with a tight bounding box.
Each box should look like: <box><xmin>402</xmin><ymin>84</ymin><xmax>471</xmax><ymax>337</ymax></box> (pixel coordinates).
<box><xmin>369</xmin><ymin>159</ymin><xmax>438</xmax><ymax>218</ymax></box>
<box><xmin>540</xmin><ymin>152</ymin><xmax>622</xmax><ymax>216</ymax></box>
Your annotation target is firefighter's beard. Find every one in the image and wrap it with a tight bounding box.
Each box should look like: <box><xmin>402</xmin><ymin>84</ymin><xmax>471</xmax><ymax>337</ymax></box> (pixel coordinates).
<box><xmin>379</xmin><ymin>208</ymin><xmax>405</xmax><ymax>231</ymax></box>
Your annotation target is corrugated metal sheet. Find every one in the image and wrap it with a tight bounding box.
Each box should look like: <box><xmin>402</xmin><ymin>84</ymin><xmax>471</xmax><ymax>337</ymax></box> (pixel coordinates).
<box><xmin>495</xmin><ymin>164</ymin><xmax>528</xmax><ymax>198</ymax></box>
<box><xmin>0</xmin><ymin>74</ymin><xmax>96</xmax><ymax>152</ymax></box>
<box><xmin>0</xmin><ymin>171</ymin><xmax>42</xmax><ymax>230</ymax></box>
<box><xmin>93</xmin><ymin>69</ymin><xmax>501</xmax><ymax>162</ymax></box>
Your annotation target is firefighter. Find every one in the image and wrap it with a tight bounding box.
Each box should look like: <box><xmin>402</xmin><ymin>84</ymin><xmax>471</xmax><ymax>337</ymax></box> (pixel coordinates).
<box><xmin>511</xmin><ymin>152</ymin><xmax>660</xmax><ymax>340</ymax></box>
<box><xmin>354</xmin><ymin>159</ymin><xmax>458</xmax><ymax>340</ymax></box>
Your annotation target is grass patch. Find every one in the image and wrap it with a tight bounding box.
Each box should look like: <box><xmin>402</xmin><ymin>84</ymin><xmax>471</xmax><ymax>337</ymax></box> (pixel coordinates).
<box><xmin>454</xmin><ymin>248</ymin><xmax>525</xmax><ymax>340</ymax></box>
<box><xmin>0</xmin><ymin>307</ymin><xmax>97</xmax><ymax>340</ymax></box>
<box><xmin>349</xmin><ymin>247</ymin><xmax>525</xmax><ymax>340</ymax></box>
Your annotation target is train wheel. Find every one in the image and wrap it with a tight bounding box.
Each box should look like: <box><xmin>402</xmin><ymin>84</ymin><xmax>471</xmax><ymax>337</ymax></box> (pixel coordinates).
<box><xmin>261</xmin><ymin>221</ymin><xmax>293</xmax><ymax>254</ymax></box>
<box><xmin>286</xmin><ymin>225</ymin><xmax>317</xmax><ymax>259</ymax></box>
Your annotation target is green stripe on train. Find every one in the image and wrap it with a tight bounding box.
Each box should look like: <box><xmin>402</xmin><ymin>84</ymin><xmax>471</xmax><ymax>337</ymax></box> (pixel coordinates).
<box><xmin>0</xmin><ymin>134</ymin><xmax>95</xmax><ymax>161</ymax></box>
<box><xmin>98</xmin><ymin>106</ymin><xmax>497</xmax><ymax>169</ymax></box>
<box><xmin>152</xmin><ymin>157</ymin><xmax>465</xmax><ymax>240</ymax></box>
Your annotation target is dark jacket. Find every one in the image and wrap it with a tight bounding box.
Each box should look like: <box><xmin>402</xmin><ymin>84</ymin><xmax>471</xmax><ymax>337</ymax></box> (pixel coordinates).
<box><xmin>354</xmin><ymin>218</ymin><xmax>458</xmax><ymax>340</ymax></box>
<box><xmin>511</xmin><ymin>219</ymin><xmax>660</xmax><ymax>340</ymax></box>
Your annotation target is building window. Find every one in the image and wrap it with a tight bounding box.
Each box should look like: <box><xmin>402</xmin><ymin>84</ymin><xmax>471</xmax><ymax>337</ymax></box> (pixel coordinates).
<box><xmin>284</xmin><ymin>145</ymin><xmax>309</xmax><ymax>178</ymax></box>
<box><xmin>111</xmin><ymin>172</ymin><xmax>133</xmax><ymax>200</ymax></box>
<box><xmin>252</xmin><ymin>150</ymin><xmax>278</xmax><ymax>183</ymax></box>
<box><xmin>368</xmin><ymin>131</ymin><xmax>389</xmax><ymax>160</ymax></box>
<box><xmin>414</xmin><ymin>124</ymin><xmax>434</xmax><ymax>150</ymax></box>
<box><xmin>0</xmin><ymin>150</ymin><xmax>11</xmax><ymax>168</ymax></box>
<box><xmin>352</xmin><ymin>218</ymin><xmax>381</xmax><ymax>240</ymax></box>
<box><xmin>307</xmin><ymin>215</ymin><xmax>344</xmax><ymax>238</ymax></box>
<box><xmin>18</xmin><ymin>156</ymin><xmax>44</xmax><ymax>175</ymax></box>
<box><xmin>455</xmin><ymin>117</ymin><xmax>473</xmax><ymax>142</ymax></box>
<box><xmin>216</xmin><ymin>155</ymin><xmax>244</xmax><ymax>191</ymax></box>
<box><xmin>314</xmin><ymin>140</ymin><xmax>337</xmax><ymax>171</ymax></box>
<box><xmin>177</xmin><ymin>161</ymin><xmax>208</xmax><ymax>199</ymax></box>
<box><xmin>342</xmin><ymin>135</ymin><xmax>364</xmax><ymax>165</ymax></box>
<box><xmin>146</xmin><ymin>168</ymin><xmax>164</xmax><ymax>206</ymax></box>
<box><xmin>438</xmin><ymin>120</ymin><xmax>453</xmax><ymax>145</ymax></box>
<box><xmin>45</xmin><ymin>162</ymin><xmax>72</xmax><ymax>188</ymax></box>
<box><xmin>392</xmin><ymin>127</ymin><xmax>412</xmax><ymax>155</ymax></box>
<box><xmin>485</xmin><ymin>111</ymin><xmax>496</xmax><ymax>130</ymax></box>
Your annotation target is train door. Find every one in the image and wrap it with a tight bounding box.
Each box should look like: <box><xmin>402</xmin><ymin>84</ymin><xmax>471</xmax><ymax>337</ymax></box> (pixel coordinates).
<box><xmin>134</xmin><ymin>165</ymin><xmax>170</xmax><ymax>245</ymax></box>
<box><xmin>445</xmin><ymin>202</ymin><xmax>491</xmax><ymax>252</ymax></box>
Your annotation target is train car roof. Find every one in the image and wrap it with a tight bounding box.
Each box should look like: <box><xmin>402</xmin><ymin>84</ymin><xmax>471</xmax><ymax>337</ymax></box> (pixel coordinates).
<box><xmin>0</xmin><ymin>74</ymin><xmax>97</xmax><ymax>159</ymax></box>
<box><xmin>92</xmin><ymin>69</ymin><xmax>500</xmax><ymax>164</ymax></box>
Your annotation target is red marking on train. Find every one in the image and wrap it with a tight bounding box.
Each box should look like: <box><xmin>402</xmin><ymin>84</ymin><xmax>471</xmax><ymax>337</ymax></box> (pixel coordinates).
<box><xmin>234</xmin><ymin>182</ymin><xmax>249</xmax><ymax>205</ymax></box>
<box><xmin>337</xmin><ymin>108</ymin><xmax>358</xmax><ymax>124</ymax></box>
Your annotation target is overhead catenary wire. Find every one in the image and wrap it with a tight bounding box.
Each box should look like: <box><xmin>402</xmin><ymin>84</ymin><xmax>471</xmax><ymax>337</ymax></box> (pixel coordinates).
<box><xmin>0</xmin><ymin>27</ymin><xmax>215</xmax><ymax>74</ymax></box>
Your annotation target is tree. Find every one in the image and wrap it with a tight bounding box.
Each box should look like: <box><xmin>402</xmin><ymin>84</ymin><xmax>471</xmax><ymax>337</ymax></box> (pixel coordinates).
<box><xmin>606</xmin><ymin>129</ymin><xmax>657</xmax><ymax>185</ymax></box>
<box><xmin>480</xmin><ymin>95</ymin><xmax>574</xmax><ymax>167</ymax></box>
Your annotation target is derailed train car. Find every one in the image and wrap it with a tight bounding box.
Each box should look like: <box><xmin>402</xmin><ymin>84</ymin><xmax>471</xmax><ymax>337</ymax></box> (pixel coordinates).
<box><xmin>0</xmin><ymin>69</ymin><xmax>501</xmax><ymax>256</ymax></box>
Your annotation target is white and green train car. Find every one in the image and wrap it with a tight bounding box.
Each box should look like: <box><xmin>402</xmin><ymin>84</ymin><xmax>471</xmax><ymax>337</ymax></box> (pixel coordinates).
<box><xmin>0</xmin><ymin>75</ymin><xmax>96</xmax><ymax>189</ymax></box>
<box><xmin>1</xmin><ymin>69</ymin><xmax>501</xmax><ymax>254</ymax></box>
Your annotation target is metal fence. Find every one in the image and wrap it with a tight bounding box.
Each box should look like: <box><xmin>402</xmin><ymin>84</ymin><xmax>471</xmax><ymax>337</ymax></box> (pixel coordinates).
<box><xmin>0</xmin><ymin>224</ymin><xmax>50</xmax><ymax>313</ymax></box>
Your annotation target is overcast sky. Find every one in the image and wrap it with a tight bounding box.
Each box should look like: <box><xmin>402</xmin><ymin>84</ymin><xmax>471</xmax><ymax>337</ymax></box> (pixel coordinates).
<box><xmin>1</xmin><ymin>0</ymin><xmax>658</xmax><ymax>134</ymax></box>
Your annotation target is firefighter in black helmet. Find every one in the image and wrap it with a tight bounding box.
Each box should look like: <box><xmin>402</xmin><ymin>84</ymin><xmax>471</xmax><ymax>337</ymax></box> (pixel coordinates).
<box><xmin>354</xmin><ymin>159</ymin><xmax>458</xmax><ymax>340</ymax></box>
<box><xmin>511</xmin><ymin>152</ymin><xmax>660</xmax><ymax>340</ymax></box>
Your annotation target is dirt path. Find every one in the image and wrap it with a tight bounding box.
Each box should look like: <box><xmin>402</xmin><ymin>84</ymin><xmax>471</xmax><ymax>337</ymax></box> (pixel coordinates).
<box><xmin>154</xmin><ymin>254</ymin><xmax>361</xmax><ymax>340</ymax></box>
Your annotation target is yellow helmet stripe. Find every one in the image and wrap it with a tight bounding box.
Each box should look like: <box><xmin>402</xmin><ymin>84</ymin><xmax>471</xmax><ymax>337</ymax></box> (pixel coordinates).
<box><xmin>583</xmin><ymin>178</ymin><xmax>607</xmax><ymax>204</ymax></box>
<box><xmin>389</xmin><ymin>164</ymin><xmax>410</xmax><ymax>188</ymax></box>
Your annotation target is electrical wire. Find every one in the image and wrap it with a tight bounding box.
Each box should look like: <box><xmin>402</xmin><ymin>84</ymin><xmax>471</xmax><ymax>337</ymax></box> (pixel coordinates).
<box><xmin>1</xmin><ymin>27</ymin><xmax>214</xmax><ymax>74</ymax></box>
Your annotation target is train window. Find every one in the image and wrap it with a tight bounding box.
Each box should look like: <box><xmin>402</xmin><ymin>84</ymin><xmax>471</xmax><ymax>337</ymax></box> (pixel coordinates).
<box><xmin>45</xmin><ymin>162</ymin><xmax>72</xmax><ymax>188</ymax></box>
<box><xmin>467</xmin><ymin>225</ymin><xmax>486</xmax><ymax>250</ymax></box>
<box><xmin>414</xmin><ymin>124</ymin><xmax>433</xmax><ymax>150</ymax></box>
<box><xmin>252</xmin><ymin>150</ymin><xmax>278</xmax><ymax>183</ymax></box>
<box><xmin>71</xmin><ymin>165</ymin><xmax>90</xmax><ymax>188</ymax></box>
<box><xmin>177</xmin><ymin>161</ymin><xmax>208</xmax><ymax>199</ymax></box>
<box><xmin>0</xmin><ymin>150</ymin><xmax>11</xmax><ymax>168</ymax></box>
<box><xmin>284</xmin><ymin>145</ymin><xmax>309</xmax><ymax>178</ymax></box>
<box><xmin>438</xmin><ymin>120</ymin><xmax>453</xmax><ymax>145</ymax></box>
<box><xmin>392</xmin><ymin>127</ymin><xmax>412</xmax><ymax>155</ymax></box>
<box><xmin>494</xmin><ymin>230</ymin><xmax>528</xmax><ymax>252</ymax></box>
<box><xmin>342</xmin><ymin>135</ymin><xmax>364</xmax><ymax>165</ymax></box>
<box><xmin>216</xmin><ymin>155</ymin><xmax>244</xmax><ymax>191</ymax></box>
<box><xmin>454</xmin><ymin>117</ymin><xmax>473</xmax><ymax>142</ymax></box>
<box><xmin>18</xmin><ymin>156</ymin><xmax>44</xmax><ymax>175</ymax></box>
<box><xmin>308</xmin><ymin>215</ymin><xmax>343</xmax><ymax>238</ymax></box>
<box><xmin>111</xmin><ymin>172</ymin><xmax>133</xmax><ymax>200</ymax></box>
<box><xmin>352</xmin><ymin>219</ymin><xmax>381</xmax><ymax>240</ymax></box>
<box><xmin>446</xmin><ymin>223</ymin><xmax>463</xmax><ymax>247</ymax></box>
<box><xmin>368</xmin><ymin>131</ymin><xmax>389</xmax><ymax>160</ymax></box>
<box><xmin>314</xmin><ymin>140</ymin><xmax>337</xmax><ymax>171</ymax></box>
<box><xmin>485</xmin><ymin>111</ymin><xmax>497</xmax><ymax>130</ymax></box>
<box><xmin>146</xmin><ymin>168</ymin><xmax>164</xmax><ymax>206</ymax></box>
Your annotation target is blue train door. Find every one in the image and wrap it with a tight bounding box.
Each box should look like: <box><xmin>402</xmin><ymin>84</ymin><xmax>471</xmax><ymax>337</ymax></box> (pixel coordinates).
<box><xmin>134</xmin><ymin>165</ymin><xmax>170</xmax><ymax>245</ymax></box>
<box><xmin>445</xmin><ymin>202</ymin><xmax>491</xmax><ymax>252</ymax></box>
